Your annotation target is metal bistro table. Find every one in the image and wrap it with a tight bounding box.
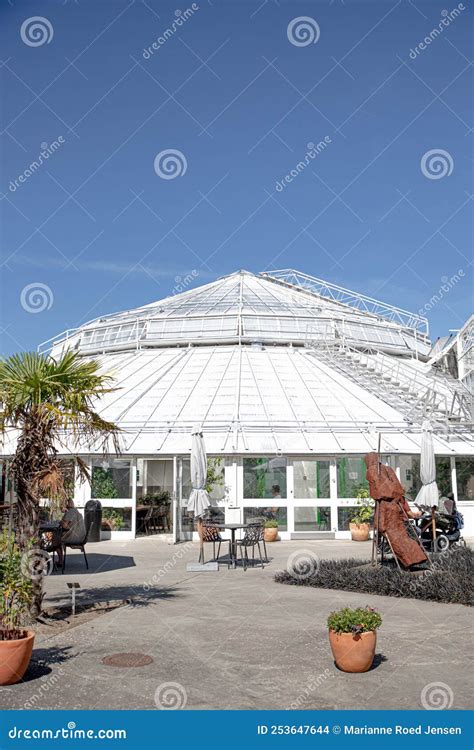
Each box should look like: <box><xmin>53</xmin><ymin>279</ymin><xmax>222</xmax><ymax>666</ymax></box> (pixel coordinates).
<box><xmin>214</xmin><ymin>523</ymin><xmax>248</xmax><ymax>568</ymax></box>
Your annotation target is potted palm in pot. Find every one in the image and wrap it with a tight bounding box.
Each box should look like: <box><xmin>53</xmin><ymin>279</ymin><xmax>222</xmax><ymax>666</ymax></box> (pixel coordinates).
<box><xmin>264</xmin><ymin>519</ymin><xmax>279</xmax><ymax>542</ymax></box>
<box><xmin>328</xmin><ymin>606</ymin><xmax>382</xmax><ymax>673</ymax></box>
<box><xmin>0</xmin><ymin>531</ymin><xmax>35</xmax><ymax>685</ymax></box>
<box><xmin>349</xmin><ymin>489</ymin><xmax>373</xmax><ymax>541</ymax></box>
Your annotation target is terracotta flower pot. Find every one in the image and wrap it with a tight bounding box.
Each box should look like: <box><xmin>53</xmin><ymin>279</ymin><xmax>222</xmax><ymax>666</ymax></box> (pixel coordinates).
<box><xmin>329</xmin><ymin>629</ymin><xmax>376</xmax><ymax>673</ymax></box>
<box><xmin>349</xmin><ymin>522</ymin><xmax>370</xmax><ymax>541</ymax></box>
<box><xmin>264</xmin><ymin>527</ymin><xmax>278</xmax><ymax>542</ymax></box>
<box><xmin>0</xmin><ymin>631</ymin><xmax>35</xmax><ymax>686</ymax></box>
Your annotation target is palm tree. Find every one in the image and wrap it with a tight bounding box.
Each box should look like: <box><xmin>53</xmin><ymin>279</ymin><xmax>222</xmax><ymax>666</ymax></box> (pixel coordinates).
<box><xmin>0</xmin><ymin>351</ymin><xmax>119</xmax><ymax>614</ymax></box>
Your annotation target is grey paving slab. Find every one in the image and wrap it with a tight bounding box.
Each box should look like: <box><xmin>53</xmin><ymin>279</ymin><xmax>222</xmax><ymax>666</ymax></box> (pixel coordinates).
<box><xmin>1</xmin><ymin>538</ymin><xmax>472</xmax><ymax>710</ymax></box>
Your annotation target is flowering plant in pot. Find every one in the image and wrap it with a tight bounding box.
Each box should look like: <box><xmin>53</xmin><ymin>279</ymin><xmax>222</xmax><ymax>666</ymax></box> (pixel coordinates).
<box><xmin>327</xmin><ymin>606</ymin><xmax>382</xmax><ymax>673</ymax></box>
<box><xmin>0</xmin><ymin>531</ymin><xmax>35</xmax><ymax>685</ymax></box>
<box><xmin>349</xmin><ymin>488</ymin><xmax>373</xmax><ymax>541</ymax></box>
<box><xmin>264</xmin><ymin>519</ymin><xmax>279</xmax><ymax>542</ymax></box>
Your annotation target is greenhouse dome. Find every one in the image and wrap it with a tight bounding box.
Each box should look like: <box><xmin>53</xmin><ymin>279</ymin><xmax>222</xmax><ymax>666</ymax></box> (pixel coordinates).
<box><xmin>6</xmin><ymin>269</ymin><xmax>474</xmax><ymax>541</ymax></box>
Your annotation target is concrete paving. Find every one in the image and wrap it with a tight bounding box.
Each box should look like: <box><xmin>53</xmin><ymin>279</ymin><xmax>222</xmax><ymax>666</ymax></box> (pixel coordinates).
<box><xmin>1</xmin><ymin>537</ymin><xmax>472</xmax><ymax>710</ymax></box>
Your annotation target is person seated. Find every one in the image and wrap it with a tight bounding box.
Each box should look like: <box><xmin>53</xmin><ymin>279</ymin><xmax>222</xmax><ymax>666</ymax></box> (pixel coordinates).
<box><xmin>441</xmin><ymin>492</ymin><xmax>455</xmax><ymax>515</ymax></box>
<box><xmin>57</xmin><ymin>499</ymin><xmax>86</xmax><ymax>566</ymax></box>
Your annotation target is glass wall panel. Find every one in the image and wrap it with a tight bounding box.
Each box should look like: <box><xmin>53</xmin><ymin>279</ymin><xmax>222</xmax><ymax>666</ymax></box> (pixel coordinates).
<box><xmin>293</xmin><ymin>460</ymin><xmax>330</xmax><ymax>499</ymax></box>
<box><xmin>101</xmin><ymin>507</ymin><xmax>132</xmax><ymax>532</ymax></box>
<box><xmin>180</xmin><ymin>459</ymin><xmax>194</xmax><ymax>533</ymax></box>
<box><xmin>456</xmin><ymin>457</ymin><xmax>474</xmax><ymax>501</ymax></box>
<box><xmin>398</xmin><ymin>455</ymin><xmax>419</xmax><ymax>499</ymax></box>
<box><xmin>294</xmin><ymin>506</ymin><xmax>331</xmax><ymax>532</ymax></box>
<box><xmin>435</xmin><ymin>457</ymin><xmax>452</xmax><ymax>498</ymax></box>
<box><xmin>336</xmin><ymin>457</ymin><xmax>368</xmax><ymax>498</ymax></box>
<box><xmin>243</xmin><ymin>457</ymin><xmax>287</xmax><ymax>499</ymax></box>
<box><xmin>399</xmin><ymin>456</ymin><xmax>452</xmax><ymax>500</ymax></box>
<box><xmin>243</xmin><ymin>506</ymin><xmax>287</xmax><ymax>531</ymax></box>
<box><xmin>207</xmin><ymin>458</ymin><xmax>225</xmax><ymax>502</ymax></box>
<box><xmin>91</xmin><ymin>459</ymin><xmax>132</xmax><ymax>499</ymax></box>
<box><xmin>180</xmin><ymin>458</ymin><xmax>225</xmax><ymax>531</ymax></box>
<box><xmin>136</xmin><ymin>459</ymin><xmax>173</xmax><ymax>501</ymax></box>
<box><xmin>337</xmin><ymin>506</ymin><xmax>359</xmax><ymax>531</ymax></box>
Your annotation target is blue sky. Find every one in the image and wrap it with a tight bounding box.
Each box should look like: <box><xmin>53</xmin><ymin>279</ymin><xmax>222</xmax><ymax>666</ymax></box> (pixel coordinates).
<box><xmin>1</xmin><ymin>0</ymin><xmax>472</xmax><ymax>354</ymax></box>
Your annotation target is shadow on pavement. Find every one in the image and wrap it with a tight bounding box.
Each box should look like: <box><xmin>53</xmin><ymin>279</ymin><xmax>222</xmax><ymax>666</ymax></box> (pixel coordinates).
<box><xmin>21</xmin><ymin>645</ymin><xmax>75</xmax><ymax>683</ymax></box>
<box><xmin>53</xmin><ymin>552</ymin><xmax>136</xmax><ymax>575</ymax></box>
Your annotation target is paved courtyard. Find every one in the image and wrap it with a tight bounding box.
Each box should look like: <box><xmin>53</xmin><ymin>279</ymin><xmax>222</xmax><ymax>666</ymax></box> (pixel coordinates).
<box><xmin>1</xmin><ymin>537</ymin><xmax>472</xmax><ymax>710</ymax></box>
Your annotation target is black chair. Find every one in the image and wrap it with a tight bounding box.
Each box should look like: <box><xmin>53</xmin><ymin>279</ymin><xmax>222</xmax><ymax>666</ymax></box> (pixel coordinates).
<box><xmin>235</xmin><ymin>523</ymin><xmax>265</xmax><ymax>570</ymax></box>
<box><xmin>151</xmin><ymin>505</ymin><xmax>169</xmax><ymax>533</ymax></box>
<box><xmin>198</xmin><ymin>519</ymin><xmax>229</xmax><ymax>565</ymax></box>
<box><xmin>245</xmin><ymin>516</ymin><xmax>269</xmax><ymax>562</ymax></box>
<box><xmin>62</xmin><ymin>525</ymin><xmax>90</xmax><ymax>573</ymax></box>
<box><xmin>137</xmin><ymin>506</ymin><xmax>154</xmax><ymax>535</ymax></box>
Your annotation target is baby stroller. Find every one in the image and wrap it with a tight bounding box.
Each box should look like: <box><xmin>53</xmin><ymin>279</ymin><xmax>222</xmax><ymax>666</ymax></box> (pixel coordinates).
<box><xmin>413</xmin><ymin>507</ymin><xmax>463</xmax><ymax>552</ymax></box>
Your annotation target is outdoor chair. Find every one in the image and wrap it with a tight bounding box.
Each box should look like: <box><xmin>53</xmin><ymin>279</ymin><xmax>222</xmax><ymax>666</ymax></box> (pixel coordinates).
<box><xmin>151</xmin><ymin>505</ymin><xmax>169</xmax><ymax>533</ymax></box>
<box><xmin>235</xmin><ymin>522</ymin><xmax>265</xmax><ymax>570</ymax></box>
<box><xmin>245</xmin><ymin>516</ymin><xmax>269</xmax><ymax>562</ymax></box>
<box><xmin>137</xmin><ymin>506</ymin><xmax>154</xmax><ymax>535</ymax></box>
<box><xmin>198</xmin><ymin>519</ymin><xmax>229</xmax><ymax>565</ymax></box>
<box><xmin>62</xmin><ymin>525</ymin><xmax>90</xmax><ymax>573</ymax></box>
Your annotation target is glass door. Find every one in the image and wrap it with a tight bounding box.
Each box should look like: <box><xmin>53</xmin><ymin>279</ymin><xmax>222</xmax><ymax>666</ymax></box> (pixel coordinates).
<box><xmin>135</xmin><ymin>458</ymin><xmax>174</xmax><ymax>537</ymax></box>
<box><xmin>291</xmin><ymin>458</ymin><xmax>335</xmax><ymax>537</ymax></box>
<box><xmin>176</xmin><ymin>457</ymin><xmax>194</xmax><ymax>542</ymax></box>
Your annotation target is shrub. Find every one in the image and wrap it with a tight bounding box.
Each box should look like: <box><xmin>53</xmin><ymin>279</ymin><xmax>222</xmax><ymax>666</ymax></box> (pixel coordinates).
<box><xmin>0</xmin><ymin>531</ymin><xmax>33</xmax><ymax>639</ymax></box>
<box><xmin>327</xmin><ymin>606</ymin><xmax>382</xmax><ymax>634</ymax></box>
<box><xmin>275</xmin><ymin>546</ymin><xmax>472</xmax><ymax>606</ymax></box>
<box><xmin>264</xmin><ymin>519</ymin><xmax>278</xmax><ymax>528</ymax></box>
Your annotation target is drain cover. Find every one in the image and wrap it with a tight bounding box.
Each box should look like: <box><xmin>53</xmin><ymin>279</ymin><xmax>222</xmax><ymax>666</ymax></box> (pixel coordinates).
<box><xmin>102</xmin><ymin>653</ymin><xmax>153</xmax><ymax>667</ymax></box>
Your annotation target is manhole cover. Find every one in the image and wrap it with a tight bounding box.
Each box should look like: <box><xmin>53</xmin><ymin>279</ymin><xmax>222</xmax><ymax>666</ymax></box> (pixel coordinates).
<box><xmin>101</xmin><ymin>653</ymin><xmax>153</xmax><ymax>668</ymax></box>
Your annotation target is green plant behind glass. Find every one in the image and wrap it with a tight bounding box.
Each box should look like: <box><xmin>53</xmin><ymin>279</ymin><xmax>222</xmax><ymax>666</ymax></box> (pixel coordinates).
<box><xmin>205</xmin><ymin>458</ymin><xmax>224</xmax><ymax>496</ymax></box>
<box><xmin>92</xmin><ymin>467</ymin><xmax>119</xmax><ymax>499</ymax></box>
<box><xmin>102</xmin><ymin>508</ymin><xmax>126</xmax><ymax>530</ymax></box>
<box><xmin>142</xmin><ymin>490</ymin><xmax>171</xmax><ymax>506</ymax></box>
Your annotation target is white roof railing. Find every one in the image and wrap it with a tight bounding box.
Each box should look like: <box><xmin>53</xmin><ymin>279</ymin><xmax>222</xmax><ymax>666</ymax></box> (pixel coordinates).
<box><xmin>263</xmin><ymin>269</ymin><xmax>429</xmax><ymax>338</ymax></box>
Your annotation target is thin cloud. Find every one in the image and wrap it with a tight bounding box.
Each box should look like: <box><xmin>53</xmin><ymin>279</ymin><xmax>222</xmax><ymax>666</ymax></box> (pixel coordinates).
<box><xmin>10</xmin><ymin>254</ymin><xmax>210</xmax><ymax>279</ymax></box>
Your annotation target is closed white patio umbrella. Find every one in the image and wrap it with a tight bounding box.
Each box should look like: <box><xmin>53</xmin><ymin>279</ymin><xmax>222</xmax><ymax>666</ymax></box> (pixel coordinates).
<box><xmin>186</xmin><ymin>426</ymin><xmax>210</xmax><ymax>518</ymax></box>
<box><xmin>415</xmin><ymin>420</ymin><xmax>439</xmax><ymax>508</ymax></box>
